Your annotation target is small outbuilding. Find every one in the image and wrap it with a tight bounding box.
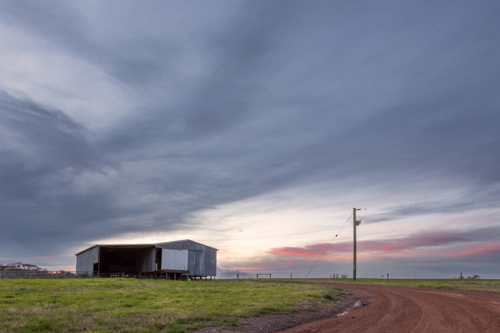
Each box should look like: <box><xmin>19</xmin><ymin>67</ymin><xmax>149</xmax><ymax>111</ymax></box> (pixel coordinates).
<box><xmin>75</xmin><ymin>239</ymin><xmax>217</xmax><ymax>279</ymax></box>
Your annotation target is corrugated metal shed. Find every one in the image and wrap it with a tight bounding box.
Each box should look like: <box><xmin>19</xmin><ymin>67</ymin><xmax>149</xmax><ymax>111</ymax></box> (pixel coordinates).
<box><xmin>75</xmin><ymin>240</ymin><xmax>218</xmax><ymax>277</ymax></box>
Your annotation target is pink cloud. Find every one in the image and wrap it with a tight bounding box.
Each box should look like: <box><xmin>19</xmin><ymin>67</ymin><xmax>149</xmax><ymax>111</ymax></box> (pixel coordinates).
<box><xmin>268</xmin><ymin>242</ymin><xmax>350</xmax><ymax>258</ymax></box>
<box><xmin>267</xmin><ymin>228</ymin><xmax>500</xmax><ymax>262</ymax></box>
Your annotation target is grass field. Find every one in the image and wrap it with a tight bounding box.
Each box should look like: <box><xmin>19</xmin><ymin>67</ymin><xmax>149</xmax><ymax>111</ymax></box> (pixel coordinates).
<box><xmin>280</xmin><ymin>278</ymin><xmax>500</xmax><ymax>293</ymax></box>
<box><xmin>0</xmin><ymin>279</ymin><xmax>342</xmax><ymax>333</ymax></box>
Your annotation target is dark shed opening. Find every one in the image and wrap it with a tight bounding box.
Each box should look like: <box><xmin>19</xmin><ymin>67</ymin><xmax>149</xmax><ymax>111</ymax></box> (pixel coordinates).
<box><xmin>98</xmin><ymin>245</ymin><xmax>155</xmax><ymax>274</ymax></box>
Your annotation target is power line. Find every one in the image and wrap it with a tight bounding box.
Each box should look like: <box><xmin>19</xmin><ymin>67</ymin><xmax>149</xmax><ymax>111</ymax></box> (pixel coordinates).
<box><xmin>304</xmin><ymin>213</ymin><xmax>353</xmax><ymax>278</ymax></box>
<box><xmin>360</xmin><ymin>208</ymin><xmax>368</xmax><ymax>220</ymax></box>
<box><xmin>197</xmin><ymin>227</ymin><xmax>343</xmax><ymax>242</ymax></box>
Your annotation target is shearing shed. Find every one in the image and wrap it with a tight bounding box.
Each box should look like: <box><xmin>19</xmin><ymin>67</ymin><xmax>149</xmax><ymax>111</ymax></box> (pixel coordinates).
<box><xmin>75</xmin><ymin>239</ymin><xmax>217</xmax><ymax>279</ymax></box>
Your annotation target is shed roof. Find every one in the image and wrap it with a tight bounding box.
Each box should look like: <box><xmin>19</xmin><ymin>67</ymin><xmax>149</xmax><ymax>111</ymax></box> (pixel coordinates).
<box><xmin>154</xmin><ymin>239</ymin><xmax>219</xmax><ymax>251</ymax></box>
<box><xmin>74</xmin><ymin>244</ymin><xmax>154</xmax><ymax>256</ymax></box>
<box><xmin>75</xmin><ymin>239</ymin><xmax>218</xmax><ymax>256</ymax></box>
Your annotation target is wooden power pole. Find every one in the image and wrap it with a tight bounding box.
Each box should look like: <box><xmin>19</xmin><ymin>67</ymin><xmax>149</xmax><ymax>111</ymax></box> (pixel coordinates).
<box><xmin>353</xmin><ymin>208</ymin><xmax>361</xmax><ymax>281</ymax></box>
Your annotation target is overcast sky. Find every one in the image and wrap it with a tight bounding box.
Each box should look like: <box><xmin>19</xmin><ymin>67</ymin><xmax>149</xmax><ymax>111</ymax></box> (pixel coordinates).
<box><xmin>1</xmin><ymin>0</ymin><xmax>499</xmax><ymax>278</ymax></box>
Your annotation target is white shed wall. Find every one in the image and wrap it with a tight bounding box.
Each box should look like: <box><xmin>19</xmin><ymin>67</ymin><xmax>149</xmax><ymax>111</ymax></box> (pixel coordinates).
<box><xmin>76</xmin><ymin>247</ymin><xmax>99</xmax><ymax>275</ymax></box>
<box><xmin>161</xmin><ymin>249</ymin><xmax>188</xmax><ymax>270</ymax></box>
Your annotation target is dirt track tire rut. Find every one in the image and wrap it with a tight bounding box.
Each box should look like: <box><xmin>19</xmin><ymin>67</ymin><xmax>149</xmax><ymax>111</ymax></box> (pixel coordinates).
<box><xmin>278</xmin><ymin>284</ymin><xmax>500</xmax><ymax>333</ymax></box>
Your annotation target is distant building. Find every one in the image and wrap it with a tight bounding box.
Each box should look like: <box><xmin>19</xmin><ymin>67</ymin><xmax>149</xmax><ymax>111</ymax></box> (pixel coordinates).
<box><xmin>75</xmin><ymin>239</ymin><xmax>217</xmax><ymax>279</ymax></box>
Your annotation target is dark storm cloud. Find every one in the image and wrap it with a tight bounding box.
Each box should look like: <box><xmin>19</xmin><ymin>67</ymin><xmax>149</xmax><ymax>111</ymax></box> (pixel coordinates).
<box><xmin>0</xmin><ymin>90</ymin><xmax>101</xmax><ymax>205</ymax></box>
<box><xmin>102</xmin><ymin>0</ymin><xmax>500</xmax><ymax>185</ymax></box>
<box><xmin>0</xmin><ymin>91</ymin><xmax>113</xmax><ymax>255</ymax></box>
<box><xmin>0</xmin><ymin>91</ymin><xmax>100</xmax><ymax>170</ymax></box>
<box><xmin>1</xmin><ymin>0</ymin><xmax>500</xmax><ymax>271</ymax></box>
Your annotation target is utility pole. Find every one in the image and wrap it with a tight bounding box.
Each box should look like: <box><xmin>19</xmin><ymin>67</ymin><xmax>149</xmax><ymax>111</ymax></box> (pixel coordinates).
<box><xmin>353</xmin><ymin>208</ymin><xmax>361</xmax><ymax>281</ymax></box>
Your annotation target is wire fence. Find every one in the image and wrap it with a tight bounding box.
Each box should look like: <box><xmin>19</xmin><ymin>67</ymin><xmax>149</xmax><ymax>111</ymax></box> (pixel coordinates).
<box><xmin>0</xmin><ymin>270</ymin><xmax>156</xmax><ymax>279</ymax></box>
<box><xmin>222</xmin><ymin>272</ymin><xmax>495</xmax><ymax>280</ymax></box>
<box><xmin>0</xmin><ymin>270</ymin><xmax>494</xmax><ymax>280</ymax></box>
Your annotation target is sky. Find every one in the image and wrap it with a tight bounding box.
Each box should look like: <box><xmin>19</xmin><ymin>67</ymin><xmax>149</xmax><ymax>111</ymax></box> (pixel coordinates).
<box><xmin>1</xmin><ymin>0</ymin><xmax>500</xmax><ymax>279</ymax></box>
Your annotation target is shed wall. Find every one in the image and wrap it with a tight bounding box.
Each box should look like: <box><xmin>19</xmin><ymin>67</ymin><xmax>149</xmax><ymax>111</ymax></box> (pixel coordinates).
<box><xmin>161</xmin><ymin>249</ymin><xmax>189</xmax><ymax>270</ymax></box>
<box><xmin>76</xmin><ymin>247</ymin><xmax>99</xmax><ymax>275</ymax></box>
<box><xmin>188</xmin><ymin>247</ymin><xmax>217</xmax><ymax>276</ymax></box>
<box><xmin>155</xmin><ymin>240</ymin><xmax>217</xmax><ymax>276</ymax></box>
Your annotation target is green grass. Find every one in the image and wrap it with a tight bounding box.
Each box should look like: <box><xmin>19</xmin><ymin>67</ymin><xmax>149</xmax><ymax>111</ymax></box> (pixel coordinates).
<box><xmin>0</xmin><ymin>279</ymin><xmax>342</xmax><ymax>333</ymax></box>
<box><xmin>274</xmin><ymin>278</ymin><xmax>500</xmax><ymax>293</ymax></box>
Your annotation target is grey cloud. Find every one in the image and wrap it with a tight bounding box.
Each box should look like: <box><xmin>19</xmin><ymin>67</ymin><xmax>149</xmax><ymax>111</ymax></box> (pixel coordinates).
<box><xmin>0</xmin><ymin>91</ymin><xmax>113</xmax><ymax>254</ymax></box>
<box><xmin>0</xmin><ymin>0</ymin><xmax>164</xmax><ymax>86</ymax></box>
<box><xmin>0</xmin><ymin>91</ymin><xmax>100</xmax><ymax>170</ymax></box>
<box><xmin>367</xmin><ymin>187</ymin><xmax>500</xmax><ymax>223</ymax></box>
<box><xmin>0</xmin><ymin>90</ymin><xmax>102</xmax><ymax>205</ymax></box>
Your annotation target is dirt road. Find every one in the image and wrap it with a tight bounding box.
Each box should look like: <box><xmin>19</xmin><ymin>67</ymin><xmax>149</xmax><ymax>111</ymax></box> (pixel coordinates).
<box><xmin>279</xmin><ymin>284</ymin><xmax>500</xmax><ymax>333</ymax></box>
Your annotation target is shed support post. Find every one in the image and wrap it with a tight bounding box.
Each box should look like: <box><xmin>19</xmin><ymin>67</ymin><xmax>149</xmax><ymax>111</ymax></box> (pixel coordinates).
<box><xmin>98</xmin><ymin>247</ymin><xmax>101</xmax><ymax>277</ymax></box>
